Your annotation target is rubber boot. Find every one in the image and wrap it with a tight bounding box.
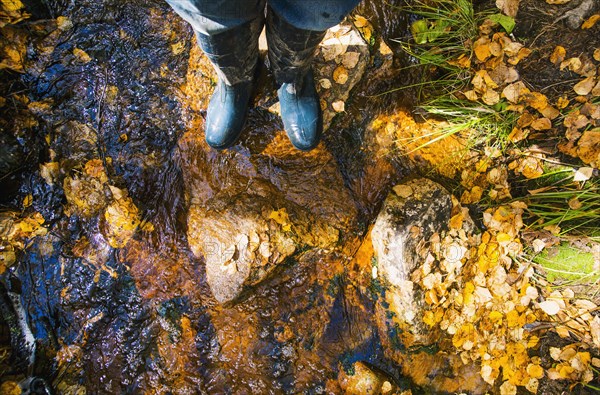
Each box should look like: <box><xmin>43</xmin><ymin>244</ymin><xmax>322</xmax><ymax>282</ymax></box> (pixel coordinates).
<box><xmin>266</xmin><ymin>7</ymin><xmax>327</xmax><ymax>151</ymax></box>
<box><xmin>196</xmin><ymin>17</ymin><xmax>263</xmax><ymax>149</ymax></box>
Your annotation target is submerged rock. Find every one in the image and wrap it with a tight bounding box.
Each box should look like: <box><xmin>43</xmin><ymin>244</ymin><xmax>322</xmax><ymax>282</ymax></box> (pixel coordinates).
<box><xmin>338</xmin><ymin>361</ymin><xmax>398</xmax><ymax>395</ymax></box>
<box><xmin>181</xmin><ymin>131</ymin><xmax>359</xmax><ymax>303</ymax></box>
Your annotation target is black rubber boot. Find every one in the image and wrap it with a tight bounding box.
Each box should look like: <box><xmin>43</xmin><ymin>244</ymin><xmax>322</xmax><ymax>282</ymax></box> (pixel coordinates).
<box><xmin>196</xmin><ymin>17</ymin><xmax>263</xmax><ymax>149</ymax></box>
<box><xmin>266</xmin><ymin>7</ymin><xmax>327</xmax><ymax>151</ymax></box>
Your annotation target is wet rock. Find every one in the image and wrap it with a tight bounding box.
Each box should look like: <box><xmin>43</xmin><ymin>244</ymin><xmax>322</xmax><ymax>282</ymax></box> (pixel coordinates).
<box><xmin>314</xmin><ymin>22</ymin><xmax>370</xmax><ymax>130</ymax></box>
<box><xmin>338</xmin><ymin>361</ymin><xmax>398</xmax><ymax>395</ymax></box>
<box><xmin>371</xmin><ymin>178</ymin><xmax>452</xmax><ymax>342</ymax></box>
<box><xmin>181</xmin><ymin>132</ymin><xmax>358</xmax><ymax>303</ymax></box>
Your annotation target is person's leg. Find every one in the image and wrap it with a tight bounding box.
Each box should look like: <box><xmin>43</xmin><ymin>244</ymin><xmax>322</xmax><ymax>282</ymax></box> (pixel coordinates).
<box><xmin>165</xmin><ymin>0</ymin><xmax>266</xmax><ymax>149</ymax></box>
<box><xmin>166</xmin><ymin>0</ymin><xmax>264</xmax><ymax>36</ymax></box>
<box><xmin>266</xmin><ymin>0</ymin><xmax>360</xmax><ymax>151</ymax></box>
<box><xmin>269</xmin><ymin>0</ymin><xmax>361</xmax><ymax>31</ymax></box>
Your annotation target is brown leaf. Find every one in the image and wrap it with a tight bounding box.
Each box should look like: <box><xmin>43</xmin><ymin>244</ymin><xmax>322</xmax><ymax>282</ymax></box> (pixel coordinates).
<box><xmin>502</xmin><ymin>81</ymin><xmax>530</xmax><ymax>103</ymax></box>
<box><xmin>531</xmin><ymin>117</ymin><xmax>552</xmax><ymax>130</ymax></box>
<box><xmin>463</xmin><ymin>90</ymin><xmax>478</xmax><ymax>101</ymax></box>
<box><xmin>482</xmin><ymin>89</ymin><xmax>500</xmax><ymax>105</ymax></box>
<box><xmin>560</xmin><ymin>57</ymin><xmax>582</xmax><ymax>73</ymax></box>
<box><xmin>496</xmin><ymin>0</ymin><xmax>519</xmax><ymax>17</ymax></box>
<box><xmin>540</xmin><ymin>105</ymin><xmax>560</xmax><ymax>120</ymax></box>
<box><xmin>341</xmin><ymin>52</ymin><xmax>360</xmax><ymax>69</ymax></box>
<box><xmin>573</xmin><ymin>76</ymin><xmax>596</xmax><ymax>95</ymax></box>
<box><xmin>592</xmin><ymin>80</ymin><xmax>600</xmax><ymax>97</ymax></box>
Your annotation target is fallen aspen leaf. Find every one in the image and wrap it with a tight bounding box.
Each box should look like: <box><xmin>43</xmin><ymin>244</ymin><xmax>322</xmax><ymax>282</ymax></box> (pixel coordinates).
<box><xmin>353</xmin><ymin>15</ymin><xmax>368</xmax><ymax>28</ymax></box>
<box><xmin>594</xmin><ymin>48</ymin><xmax>600</xmax><ymax>62</ymax></box>
<box><xmin>592</xmin><ymin>80</ymin><xmax>600</xmax><ymax>96</ymax></box>
<box><xmin>531</xmin><ymin>117</ymin><xmax>552</xmax><ymax>130</ymax></box>
<box><xmin>332</xmin><ymin>100</ymin><xmax>345</xmax><ymax>112</ymax></box>
<box><xmin>560</xmin><ymin>57</ymin><xmax>582</xmax><ymax>73</ymax></box>
<box><xmin>393</xmin><ymin>184</ymin><xmax>413</xmax><ymax>198</ymax></box>
<box><xmin>550</xmin><ymin>46</ymin><xmax>566</xmax><ymax>65</ymax></box>
<box><xmin>502</xmin><ymin>81</ymin><xmax>529</xmax><ymax>103</ymax></box>
<box><xmin>73</xmin><ymin>48</ymin><xmax>91</xmax><ymax>63</ymax></box>
<box><xmin>2</xmin><ymin>0</ymin><xmax>25</xmax><ymax>12</ymax></box>
<box><xmin>499</xmin><ymin>380</ymin><xmax>516</xmax><ymax>395</ymax></box>
<box><xmin>556</xmin><ymin>95</ymin><xmax>570</xmax><ymax>109</ymax></box>
<box><xmin>496</xmin><ymin>0</ymin><xmax>519</xmax><ymax>17</ymax></box>
<box><xmin>482</xmin><ymin>89</ymin><xmax>500</xmax><ymax>105</ymax></box>
<box><xmin>522</xmin><ymin>92</ymin><xmax>549</xmax><ymax>111</ymax></box>
<box><xmin>463</xmin><ymin>90</ymin><xmax>478</xmax><ymax>101</ymax></box>
<box><xmin>341</xmin><ymin>52</ymin><xmax>360</xmax><ymax>69</ymax></box>
<box><xmin>573</xmin><ymin>167</ymin><xmax>593</xmax><ymax>181</ymax></box>
<box><xmin>573</xmin><ymin>76</ymin><xmax>596</xmax><ymax>95</ymax></box>
<box><xmin>539</xmin><ymin>300</ymin><xmax>561</xmax><ymax>315</ymax></box>
<box><xmin>56</xmin><ymin>15</ymin><xmax>73</xmax><ymax>30</ymax></box>
<box><xmin>474</xmin><ymin>38</ymin><xmax>492</xmax><ymax>62</ymax></box>
<box><xmin>581</xmin><ymin>14</ymin><xmax>600</xmax><ymax>29</ymax></box>
<box><xmin>319</xmin><ymin>78</ymin><xmax>332</xmax><ymax>89</ymax></box>
<box><xmin>333</xmin><ymin>66</ymin><xmax>349</xmax><ymax>84</ymax></box>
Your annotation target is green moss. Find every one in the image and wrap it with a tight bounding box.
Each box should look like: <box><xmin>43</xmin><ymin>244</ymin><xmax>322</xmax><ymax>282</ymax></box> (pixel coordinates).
<box><xmin>533</xmin><ymin>243</ymin><xmax>598</xmax><ymax>283</ymax></box>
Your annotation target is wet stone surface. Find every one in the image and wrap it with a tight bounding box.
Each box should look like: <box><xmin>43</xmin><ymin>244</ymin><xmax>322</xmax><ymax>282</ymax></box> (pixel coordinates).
<box><xmin>0</xmin><ymin>0</ymin><xmax>473</xmax><ymax>393</ymax></box>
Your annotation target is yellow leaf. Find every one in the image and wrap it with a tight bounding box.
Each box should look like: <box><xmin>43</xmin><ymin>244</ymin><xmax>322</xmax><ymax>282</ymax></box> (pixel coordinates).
<box><xmin>594</xmin><ymin>48</ymin><xmax>600</xmax><ymax>62</ymax></box>
<box><xmin>474</xmin><ymin>40</ymin><xmax>492</xmax><ymax>62</ymax></box>
<box><xmin>496</xmin><ymin>233</ymin><xmax>511</xmax><ymax>244</ymax></box>
<box><xmin>449</xmin><ymin>213</ymin><xmax>464</xmax><ymax>230</ymax></box>
<box><xmin>353</xmin><ymin>15</ymin><xmax>368</xmax><ymax>28</ymax></box>
<box><xmin>549</xmin><ymin>46</ymin><xmax>566</xmax><ymax>65</ymax></box>
<box><xmin>56</xmin><ymin>16</ymin><xmax>73</xmax><ymax>30</ymax></box>
<box><xmin>482</xmin><ymin>89</ymin><xmax>500</xmax><ymax>105</ymax></box>
<box><xmin>560</xmin><ymin>57</ymin><xmax>582</xmax><ymax>73</ymax></box>
<box><xmin>0</xmin><ymin>381</ymin><xmax>22</xmax><ymax>395</ymax></box>
<box><xmin>23</xmin><ymin>194</ymin><xmax>32</xmax><ymax>208</ymax></box>
<box><xmin>489</xmin><ymin>311</ymin><xmax>503</xmax><ymax>323</ymax></box>
<box><xmin>463</xmin><ymin>90</ymin><xmax>478</xmax><ymax>101</ymax></box>
<box><xmin>1</xmin><ymin>0</ymin><xmax>24</xmax><ymax>12</ymax></box>
<box><xmin>556</xmin><ymin>95</ymin><xmax>569</xmax><ymax>109</ymax></box>
<box><xmin>581</xmin><ymin>14</ymin><xmax>600</xmax><ymax>29</ymax></box>
<box><xmin>521</xmin><ymin>92</ymin><xmax>548</xmax><ymax>111</ymax></box>
<box><xmin>499</xmin><ymin>380</ymin><xmax>516</xmax><ymax>395</ymax></box>
<box><xmin>333</xmin><ymin>66</ymin><xmax>349</xmax><ymax>85</ymax></box>
<box><xmin>269</xmin><ymin>208</ymin><xmax>291</xmax><ymax>227</ymax></box>
<box><xmin>73</xmin><ymin>48</ymin><xmax>91</xmax><ymax>63</ymax></box>
<box><xmin>527</xmin><ymin>363</ymin><xmax>544</xmax><ymax>379</ymax></box>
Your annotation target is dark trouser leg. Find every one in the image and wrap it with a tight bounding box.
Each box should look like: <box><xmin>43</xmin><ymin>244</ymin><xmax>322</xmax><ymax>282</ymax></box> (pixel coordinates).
<box><xmin>266</xmin><ymin>0</ymin><xmax>360</xmax><ymax>151</ymax></box>
<box><xmin>165</xmin><ymin>0</ymin><xmax>265</xmax><ymax>149</ymax></box>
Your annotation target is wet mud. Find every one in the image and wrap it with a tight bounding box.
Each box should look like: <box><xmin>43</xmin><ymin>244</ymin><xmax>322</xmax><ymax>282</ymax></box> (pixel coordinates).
<box><xmin>0</xmin><ymin>0</ymin><xmax>438</xmax><ymax>393</ymax></box>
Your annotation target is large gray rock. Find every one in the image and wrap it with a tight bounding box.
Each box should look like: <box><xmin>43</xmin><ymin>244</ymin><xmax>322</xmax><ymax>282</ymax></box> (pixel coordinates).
<box><xmin>371</xmin><ymin>178</ymin><xmax>452</xmax><ymax>338</ymax></box>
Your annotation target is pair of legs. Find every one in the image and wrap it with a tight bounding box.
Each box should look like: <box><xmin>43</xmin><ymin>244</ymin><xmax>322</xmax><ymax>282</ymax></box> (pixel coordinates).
<box><xmin>166</xmin><ymin>0</ymin><xmax>361</xmax><ymax>150</ymax></box>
